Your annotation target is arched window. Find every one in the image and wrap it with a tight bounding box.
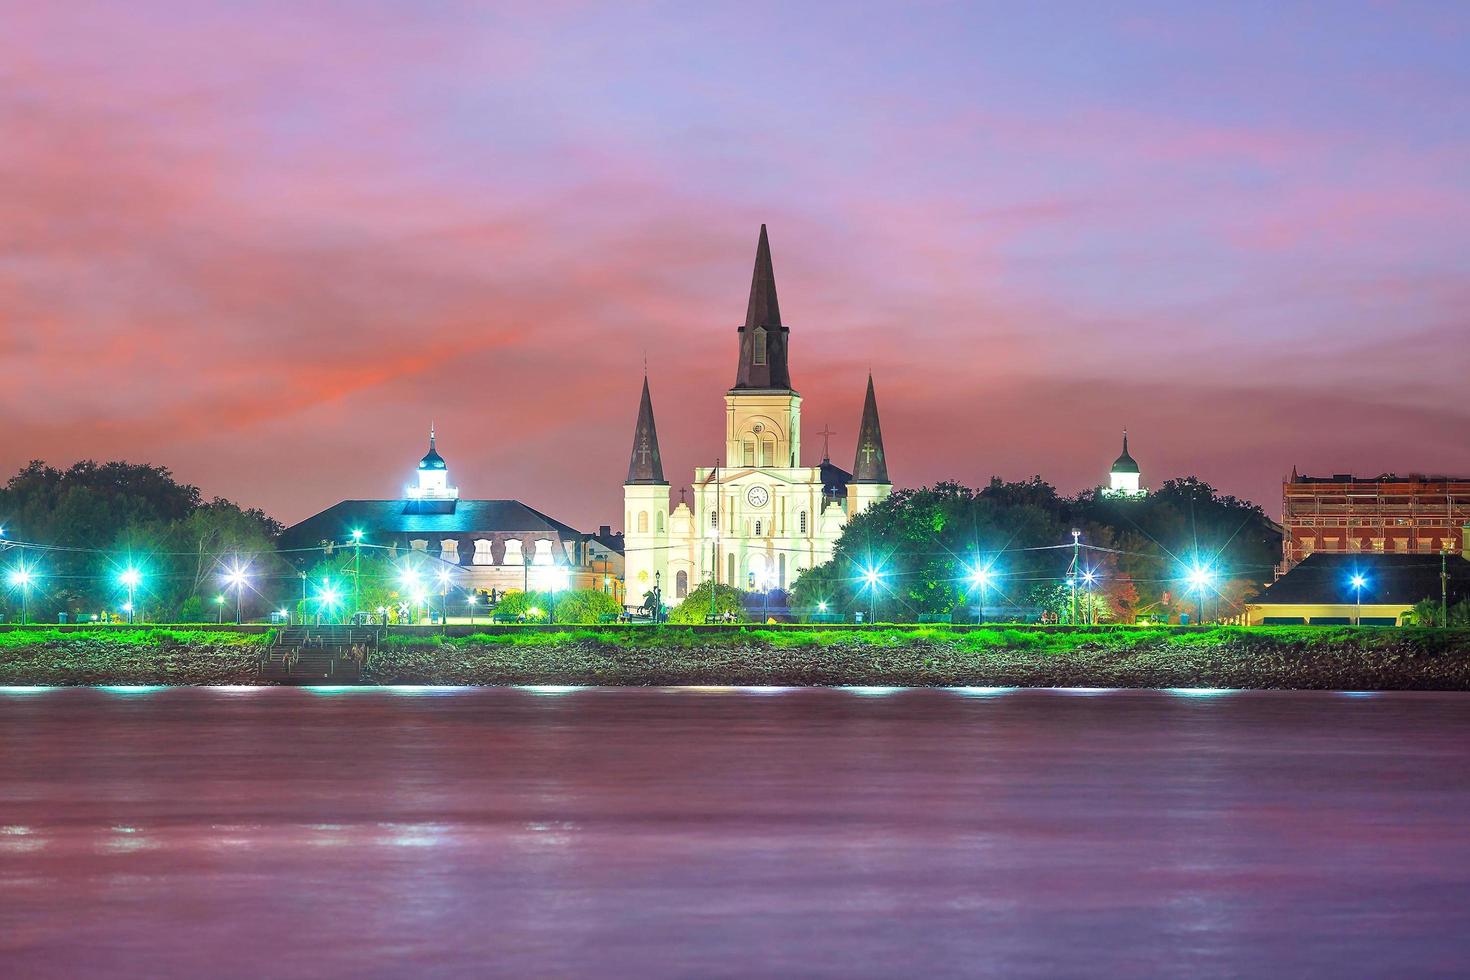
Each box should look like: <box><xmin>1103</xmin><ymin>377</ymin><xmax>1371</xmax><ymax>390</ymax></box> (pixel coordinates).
<box><xmin>676</xmin><ymin>570</ymin><xmax>688</xmax><ymax>598</ymax></box>
<box><xmin>656</xmin><ymin>511</ymin><xmax>665</xmax><ymax>533</ymax></box>
<box><xmin>754</xmin><ymin>520</ymin><xmax>762</xmax><ymax>536</ymax></box>
<box><xmin>799</xmin><ymin>510</ymin><xmax>808</xmax><ymax>535</ymax></box>
<box><xmin>753</xmin><ymin>327</ymin><xmax>767</xmax><ymax>365</ymax></box>
<box><xmin>637</xmin><ymin>511</ymin><xmax>649</xmax><ymax>534</ymax></box>
<box><xmin>743</xmin><ymin>440</ymin><xmax>755</xmax><ymax>467</ymax></box>
<box><xmin>710</xmin><ymin>509</ymin><xmax>718</xmax><ymax>528</ymax></box>
<box><xmin>760</xmin><ymin>439</ymin><xmax>774</xmax><ymax>467</ymax></box>
<box><xmin>727</xmin><ymin>553</ymin><xmax>736</xmax><ymax>583</ymax></box>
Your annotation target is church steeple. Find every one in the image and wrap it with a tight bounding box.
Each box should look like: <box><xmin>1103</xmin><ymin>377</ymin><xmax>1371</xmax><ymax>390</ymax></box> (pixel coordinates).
<box><xmin>733</xmin><ymin>224</ymin><xmax>793</xmax><ymax>391</ymax></box>
<box><xmin>626</xmin><ymin>376</ymin><xmax>667</xmax><ymax>485</ymax></box>
<box><xmin>851</xmin><ymin>374</ymin><xmax>889</xmax><ymax>484</ymax></box>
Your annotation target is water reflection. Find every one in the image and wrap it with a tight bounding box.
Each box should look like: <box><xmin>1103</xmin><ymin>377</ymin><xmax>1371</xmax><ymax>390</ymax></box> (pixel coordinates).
<box><xmin>0</xmin><ymin>687</ymin><xmax>1466</xmax><ymax>977</ymax></box>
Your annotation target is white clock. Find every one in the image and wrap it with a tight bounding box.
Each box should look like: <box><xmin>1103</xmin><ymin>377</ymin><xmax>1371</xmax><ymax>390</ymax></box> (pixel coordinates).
<box><xmin>746</xmin><ymin>485</ymin><xmax>770</xmax><ymax>508</ymax></box>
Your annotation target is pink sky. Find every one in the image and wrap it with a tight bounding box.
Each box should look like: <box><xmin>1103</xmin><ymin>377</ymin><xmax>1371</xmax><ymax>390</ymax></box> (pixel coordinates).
<box><xmin>2</xmin><ymin>2</ymin><xmax>1468</xmax><ymax>528</ymax></box>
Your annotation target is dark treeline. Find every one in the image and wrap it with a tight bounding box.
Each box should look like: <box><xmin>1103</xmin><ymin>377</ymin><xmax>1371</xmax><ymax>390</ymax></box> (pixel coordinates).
<box><xmin>789</xmin><ymin>477</ymin><xmax>1281</xmax><ymax>622</ymax></box>
<box><xmin>0</xmin><ymin>461</ymin><xmax>281</xmax><ymax>622</ymax></box>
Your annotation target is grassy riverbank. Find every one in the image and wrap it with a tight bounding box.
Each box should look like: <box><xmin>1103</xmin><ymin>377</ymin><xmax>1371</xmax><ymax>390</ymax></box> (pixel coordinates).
<box><xmin>2</xmin><ymin>625</ymin><xmax>1470</xmax><ymax>689</ymax></box>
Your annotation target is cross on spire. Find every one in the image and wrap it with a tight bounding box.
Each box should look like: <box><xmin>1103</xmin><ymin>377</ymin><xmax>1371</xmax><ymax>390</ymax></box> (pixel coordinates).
<box><xmin>817</xmin><ymin>424</ymin><xmax>835</xmax><ymax>462</ymax></box>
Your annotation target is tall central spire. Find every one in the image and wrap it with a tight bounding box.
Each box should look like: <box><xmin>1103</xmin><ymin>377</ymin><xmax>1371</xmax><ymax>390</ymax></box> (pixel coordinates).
<box><xmin>744</xmin><ymin>224</ymin><xmax>782</xmax><ymax>330</ymax></box>
<box><xmin>733</xmin><ymin>224</ymin><xmax>793</xmax><ymax>390</ymax></box>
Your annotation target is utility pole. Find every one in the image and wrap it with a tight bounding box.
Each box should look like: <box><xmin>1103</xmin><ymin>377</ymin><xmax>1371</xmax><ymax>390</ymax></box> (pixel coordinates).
<box><xmin>1443</xmin><ymin>550</ymin><xmax>1450</xmax><ymax>627</ymax></box>
<box><xmin>1070</xmin><ymin>528</ymin><xmax>1081</xmax><ymax>625</ymax></box>
<box><xmin>711</xmin><ymin>459</ymin><xmax>721</xmax><ymax>622</ymax></box>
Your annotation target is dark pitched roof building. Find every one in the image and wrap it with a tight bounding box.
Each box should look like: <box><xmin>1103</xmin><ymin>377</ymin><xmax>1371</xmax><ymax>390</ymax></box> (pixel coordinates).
<box><xmin>1248</xmin><ymin>552</ymin><xmax>1470</xmax><ymax>624</ymax></box>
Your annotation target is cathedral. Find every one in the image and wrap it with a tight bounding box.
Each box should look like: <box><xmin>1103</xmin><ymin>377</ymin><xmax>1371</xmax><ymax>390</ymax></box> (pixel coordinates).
<box><xmin>623</xmin><ymin>226</ymin><xmax>893</xmax><ymax>601</ymax></box>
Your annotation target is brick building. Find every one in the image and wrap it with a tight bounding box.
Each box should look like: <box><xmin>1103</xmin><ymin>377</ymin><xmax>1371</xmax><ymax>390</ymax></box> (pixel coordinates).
<box><xmin>1281</xmin><ymin>470</ymin><xmax>1470</xmax><ymax>572</ymax></box>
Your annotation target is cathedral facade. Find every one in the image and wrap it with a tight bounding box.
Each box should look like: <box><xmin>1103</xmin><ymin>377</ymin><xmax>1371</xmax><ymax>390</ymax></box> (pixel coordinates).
<box><xmin>623</xmin><ymin>226</ymin><xmax>893</xmax><ymax>601</ymax></box>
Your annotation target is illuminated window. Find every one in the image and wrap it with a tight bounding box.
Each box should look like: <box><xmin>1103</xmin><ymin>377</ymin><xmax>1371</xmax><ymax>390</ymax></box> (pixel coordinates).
<box><xmin>473</xmin><ymin>540</ymin><xmax>494</xmax><ymax>565</ymax></box>
<box><xmin>753</xmin><ymin>328</ymin><xmax>767</xmax><ymax>365</ymax></box>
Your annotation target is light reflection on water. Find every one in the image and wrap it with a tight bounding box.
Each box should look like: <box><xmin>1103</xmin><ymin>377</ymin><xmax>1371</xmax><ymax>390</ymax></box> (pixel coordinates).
<box><xmin>0</xmin><ymin>686</ymin><xmax>1467</xmax><ymax>977</ymax></box>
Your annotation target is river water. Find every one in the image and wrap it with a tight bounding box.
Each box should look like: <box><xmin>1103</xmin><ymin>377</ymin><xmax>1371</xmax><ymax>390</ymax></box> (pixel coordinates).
<box><xmin>2</xmin><ymin>687</ymin><xmax>1468</xmax><ymax>977</ymax></box>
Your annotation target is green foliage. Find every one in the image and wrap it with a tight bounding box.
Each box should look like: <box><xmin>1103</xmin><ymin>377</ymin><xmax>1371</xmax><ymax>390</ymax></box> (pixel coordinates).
<box><xmin>1410</xmin><ymin>598</ymin><xmax>1470</xmax><ymax>627</ymax></box>
<box><xmin>0</xmin><ymin>460</ymin><xmax>282</xmax><ymax>622</ymax></box>
<box><xmin>494</xmin><ymin>590</ymin><xmax>550</xmax><ymax>621</ymax></box>
<box><xmin>551</xmin><ymin>589</ymin><xmax>623</xmax><ymax>624</ymax></box>
<box><xmin>792</xmin><ymin>476</ymin><xmax>1281</xmax><ymax>623</ymax></box>
<box><xmin>667</xmin><ymin>582</ymin><xmax>749</xmax><ymax>624</ymax></box>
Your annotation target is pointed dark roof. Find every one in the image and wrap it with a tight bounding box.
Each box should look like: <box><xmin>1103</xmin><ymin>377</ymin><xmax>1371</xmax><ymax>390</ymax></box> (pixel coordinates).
<box><xmin>744</xmin><ymin>224</ymin><xmax>782</xmax><ymax>330</ymax></box>
<box><xmin>419</xmin><ymin>426</ymin><xmax>447</xmax><ymax>470</ymax></box>
<box><xmin>1111</xmin><ymin>430</ymin><xmax>1139</xmax><ymax>474</ymax></box>
<box><xmin>851</xmin><ymin>374</ymin><xmax>889</xmax><ymax>484</ymax></box>
<box><xmin>733</xmin><ymin>224</ymin><xmax>793</xmax><ymax>390</ymax></box>
<box><xmin>626</xmin><ymin>377</ymin><xmax>667</xmax><ymax>485</ymax></box>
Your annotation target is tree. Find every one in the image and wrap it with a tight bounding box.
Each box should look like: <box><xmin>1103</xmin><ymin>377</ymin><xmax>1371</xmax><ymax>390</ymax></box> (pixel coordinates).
<box><xmin>667</xmin><ymin>582</ymin><xmax>748</xmax><ymax>624</ymax></box>
<box><xmin>0</xmin><ymin>460</ymin><xmax>282</xmax><ymax>621</ymax></box>
<box><xmin>791</xmin><ymin>476</ymin><xmax>1283</xmax><ymax>623</ymax></box>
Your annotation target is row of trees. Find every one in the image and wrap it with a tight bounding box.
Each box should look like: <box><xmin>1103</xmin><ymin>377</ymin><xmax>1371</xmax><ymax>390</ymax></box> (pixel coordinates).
<box><xmin>2</xmin><ymin>461</ymin><xmax>1285</xmax><ymax>626</ymax></box>
<box><xmin>786</xmin><ymin>477</ymin><xmax>1282</xmax><ymax>623</ymax></box>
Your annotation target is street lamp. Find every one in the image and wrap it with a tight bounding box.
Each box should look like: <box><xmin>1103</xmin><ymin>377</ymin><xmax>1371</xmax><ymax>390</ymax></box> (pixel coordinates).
<box><xmin>214</xmin><ymin>594</ymin><xmax>226</xmax><ymax>624</ymax></box>
<box><xmin>350</xmin><ymin>529</ymin><xmax>364</xmax><ymax>615</ymax></box>
<box><xmin>7</xmin><ymin>565</ymin><xmax>34</xmax><ymax>624</ymax></box>
<box><xmin>119</xmin><ymin>567</ymin><xmax>141</xmax><ymax>624</ymax></box>
<box><xmin>1081</xmin><ymin>569</ymin><xmax>1097</xmax><ymax>625</ymax></box>
<box><xmin>967</xmin><ymin>563</ymin><xmax>993</xmax><ymax>625</ymax></box>
<box><xmin>1350</xmin><ymin>573</ymin><xmax>1367</xmax><ymax>626</ymax></box>
<box><xmin>1185</xmin><ymin>563</ymin><xmax>1215</xmax><ymax>625</ymax></box>
<box><xmin>860</xmin><ymin>563</ymin><xmax>883</xmax><ymax>625</ymax></box>
<box><xmin>466</xmin><ymin>592</ymin><xmax>477</xmax><ymax>626</ymax></box>
<box><xmin>437</xmin><ymin>568</ymin><xmax>452</xmax><ymax>628</ymax></box>
<box><xmin>222</xmin><ymin>562</ymin><xmax>250</xmax><ymax>625</ymax></box>
<box><xmin>548</xmin><ymin>567</ymin><xmax>569</xmax><ymax>625</ymax></box>
<box><xmin>316</xmin><ymin>580</ymin><xmax>341</xmax><ymax>624</ymax></box>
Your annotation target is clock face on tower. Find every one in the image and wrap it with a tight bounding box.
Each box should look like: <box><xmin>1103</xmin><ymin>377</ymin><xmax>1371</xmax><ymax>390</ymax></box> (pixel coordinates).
<box><xmin>746</xmin><ymin>485</ymin><xmax>770</xmax><ymax>508</ymax></box>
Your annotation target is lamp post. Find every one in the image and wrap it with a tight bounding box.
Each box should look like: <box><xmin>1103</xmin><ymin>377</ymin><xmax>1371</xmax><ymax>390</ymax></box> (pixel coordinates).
<box><xmin>1069</xmin><ymin>529</ymin><xmax>1081</xmax><ymax>625</ymax></box>
<box><xmin>1186</xmin><ymin>563</ymin><xmax>1213</xmax><ymax>626</ymax></box>
<box><xmin>968</xmin><ymin>563</ymin><xmax>992</xmax><ymax>625</ymax></box>
<box><xmin>8</xmin><ymin>566</ymin><xmax>33</xmax><ymax>625</ymax></box>
<box><xmin>467</xmin><ymin>593</ymin><xmax>477</xmax><ymax>626</ymax></box>
<box><xmin>861</xmin><ymin>565</ymin><xmax>882</xmax><ymax>625</ymax></box>
<box><xmin>120</xmin><ymin>568</ymin><xmax>141</xmax><ymax>624</ymax></box>
<box><xmin>351</xmin><ymin>529</ymin><xmax>364</xmax><ymax>616</ymax></box>
<box><xmin>437</xmin><ymin>568</ymin><xmax>451</xmax><ymax>631</ymax></box>
<box><xmin>223</xmin><ymin>563</ymin><xmax>249</xmax><ymax>625</ymax></box>
<box><xmin>215</xmin><ymin>594</ymin><xmax>226</xmax><ymax>624</ymax></box>
<box><xmin>1351</xmin><ymin>574</ymin><xmax>1366</xmax><ymax>626</ymax></box>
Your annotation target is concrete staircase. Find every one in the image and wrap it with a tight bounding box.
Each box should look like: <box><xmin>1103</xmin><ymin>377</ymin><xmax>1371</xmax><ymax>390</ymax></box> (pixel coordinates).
<box><xmin>258</xmin><ymin>625</ymin><xmax>381</xmax><ymax>684</ymax></box>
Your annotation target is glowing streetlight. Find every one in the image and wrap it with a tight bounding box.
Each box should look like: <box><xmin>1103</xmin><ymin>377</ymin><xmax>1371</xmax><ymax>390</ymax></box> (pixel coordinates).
<box><xmin>966</xmin><ymin>562</ymin><xmax>994</xmax><ymax>624</ymax></box>
<box><xmin>859</xmin><ymin>562</ymin><xmax>884</xmax><ymax>625</ymax></box>
<box><xmin>466</xmin><ymin>592</ymin><xmax>478</xmax><ymax>626</ymax></box>
<box><xmin>222</xmin><ymin>562</ymin><xmax>250</xmax><ymax>624</ymax></box>
<box><xmin>214</xmin><ymin>594</ymin><xmax>226</xmax><ymax>624</ymax></box>
<box><xmin>316</xmin><ymin>579</ymin><xmax>341</xmax><ymax>624</ymax></box>
<box><xmin>548</xmin><ymin>566</ymin><xmax>569</xmax><ymax>625</ymax></box>
<box><xmin>1185</xmin><ymin>563</ymin><xmax>1215</xmax><ymax>625</ymax></box>
<box><xmin>1350</xmin><ymin>573</ymin><xmax>1367</xmax><ymax>626</ymax></box>
<box><xmin>7</xmin><ymin>565</ymin><xmax>35</xmax><ymax>624</ymax></box>
<box><xmin>119</xmin><ymin>567</ymin><xmax>141</xmax><ymax>623</ymax></box>
<box><xmin>436</xmin><ymin>568</ymin><xmax>452</xmax><ymax>627</ymax></box>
